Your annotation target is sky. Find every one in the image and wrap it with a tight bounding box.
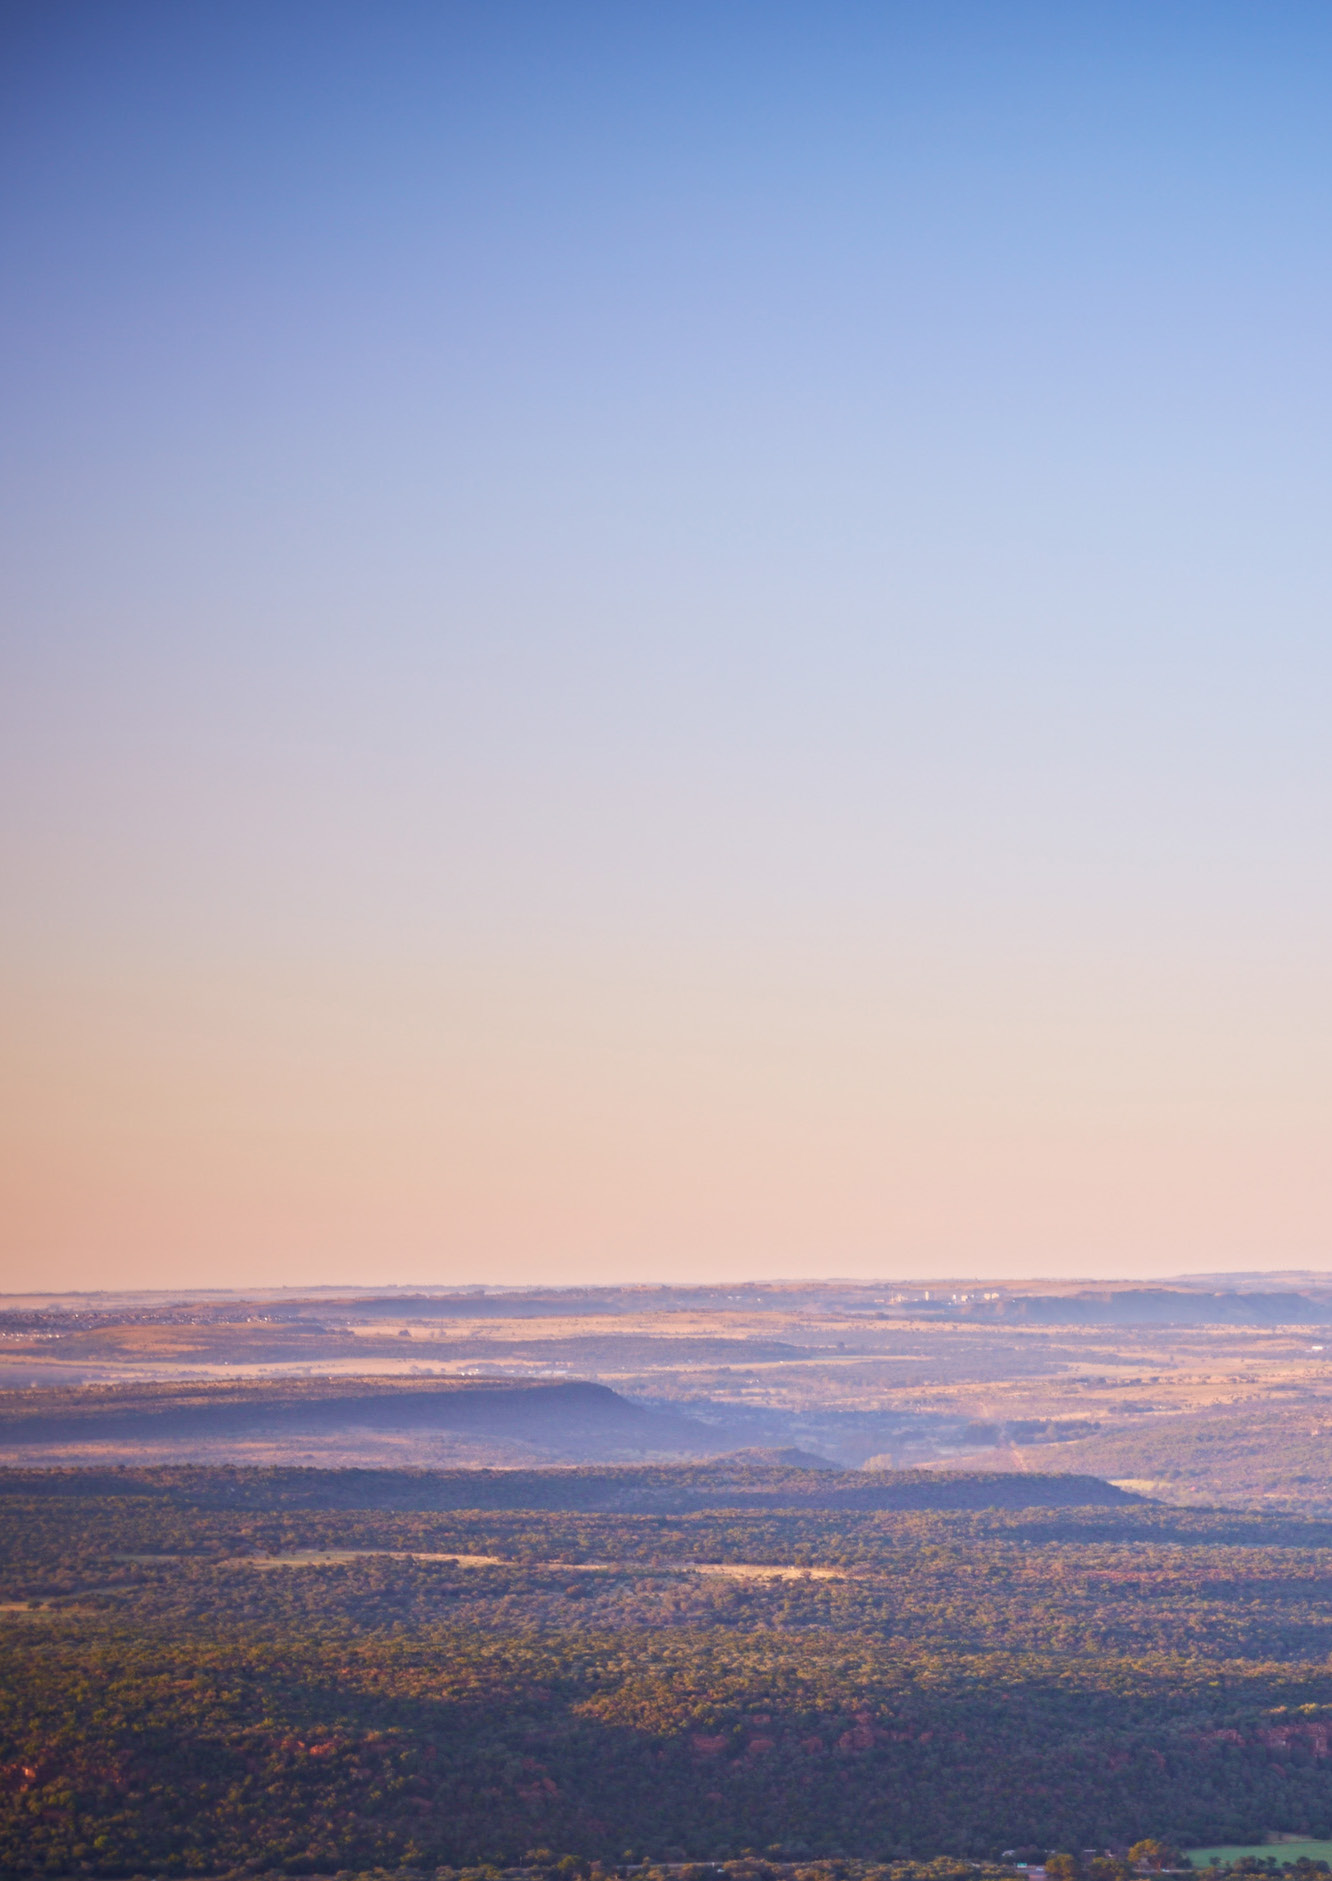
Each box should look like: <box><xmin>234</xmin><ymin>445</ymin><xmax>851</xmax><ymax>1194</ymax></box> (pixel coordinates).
<box><xmin>3</xmin><ymin>0</ymin><xmax>1332</xmax><ymax>1292</ymax></box>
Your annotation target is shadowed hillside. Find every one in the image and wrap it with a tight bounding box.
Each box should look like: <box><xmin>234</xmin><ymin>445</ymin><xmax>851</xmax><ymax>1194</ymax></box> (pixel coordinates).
<box><xmin>0</xmin><ymin>1376</ymin><xmax>733</xmax><ymax>1463</ymax></box>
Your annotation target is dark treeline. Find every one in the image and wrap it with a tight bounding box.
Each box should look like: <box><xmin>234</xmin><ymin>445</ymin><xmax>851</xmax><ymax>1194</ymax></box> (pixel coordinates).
<box><xmin>0</xmin><ymin>1463</ymin><xmax>1144</xmax><ymax>1514</ymax></box>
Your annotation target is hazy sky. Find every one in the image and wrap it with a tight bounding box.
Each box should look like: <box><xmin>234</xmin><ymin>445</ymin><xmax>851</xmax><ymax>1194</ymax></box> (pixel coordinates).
<box><xmin>4</xmin><ymin>1</ymin><xmax>1332</xmax><ymax>1291</ymax></box>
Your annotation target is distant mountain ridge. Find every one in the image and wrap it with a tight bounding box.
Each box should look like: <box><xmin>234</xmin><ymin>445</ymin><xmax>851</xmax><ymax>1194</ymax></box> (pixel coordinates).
<box><xmin>940</xmin><ymin>1289</ymin><xmax>1332</xmax><ymax>1325</ymax></box>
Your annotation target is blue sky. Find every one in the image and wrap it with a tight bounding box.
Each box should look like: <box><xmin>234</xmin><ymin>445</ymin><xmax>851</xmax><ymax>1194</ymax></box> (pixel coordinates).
<box><xmin>4</xmin><ymin>2</ymin><xmax>1332</xmax><ymax>1287</ymax></box>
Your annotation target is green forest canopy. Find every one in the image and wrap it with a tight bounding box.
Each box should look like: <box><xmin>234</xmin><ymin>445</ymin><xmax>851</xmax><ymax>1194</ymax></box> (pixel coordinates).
<box><xmin>6</xmin><ymin>1467</ymin><xmax>1332</xmax><ymax>1877</ymax></box>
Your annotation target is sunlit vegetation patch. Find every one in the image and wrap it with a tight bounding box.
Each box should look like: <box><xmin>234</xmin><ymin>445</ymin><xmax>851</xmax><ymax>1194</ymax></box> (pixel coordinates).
<box><xmin>8</xmin><ymin>1475</ymin><xmax>1332</xmax><ymax>1874</ymax></box>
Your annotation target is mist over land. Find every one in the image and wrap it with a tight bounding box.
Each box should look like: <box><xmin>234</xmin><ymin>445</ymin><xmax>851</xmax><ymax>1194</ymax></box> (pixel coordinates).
<box><xmin>7</xmin><ymin>1277</ymin><xmax>1332</xmax><ymax>1511</ymax></box>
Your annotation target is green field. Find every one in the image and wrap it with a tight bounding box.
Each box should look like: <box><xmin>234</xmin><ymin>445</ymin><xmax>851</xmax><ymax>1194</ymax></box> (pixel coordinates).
<box><xmin>1189</xmin><ymin>1846</ymin><xmax>1332</xmax><ymax>1868</ymax></box>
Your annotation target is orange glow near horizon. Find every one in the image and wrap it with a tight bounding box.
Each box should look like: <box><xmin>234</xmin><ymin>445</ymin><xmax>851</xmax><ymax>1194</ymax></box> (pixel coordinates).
<box><xmin>5</xmin><ymin>936</ymin><xmax>1329</xmax><ymax>1291</ymax></box>
<box><xmin>6</xmin><ymin>7</ymin><xmax>1332</xmax><ymax>1294</ymax></box>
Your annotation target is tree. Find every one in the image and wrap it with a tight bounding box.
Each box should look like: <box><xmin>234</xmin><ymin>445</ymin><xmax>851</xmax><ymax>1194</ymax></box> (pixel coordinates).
<box><xmin>1130</xmin><ymin>1844</ymin><xmax>1184</xmax><ymax>1872</ymax></box>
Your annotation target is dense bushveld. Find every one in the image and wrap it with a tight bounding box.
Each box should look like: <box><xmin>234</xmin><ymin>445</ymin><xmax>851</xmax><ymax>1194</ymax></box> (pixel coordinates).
<box><xmin>8</xmin><ymin>1469</ymin><xmax>1332</xmax><ymax>1876</ymax></box>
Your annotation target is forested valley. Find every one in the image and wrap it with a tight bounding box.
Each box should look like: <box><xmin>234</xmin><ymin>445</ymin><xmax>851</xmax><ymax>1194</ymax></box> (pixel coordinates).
<box><xmin>5</xmin><ymin>1467</ymin><xmax>1332</xmax><ymax>1878</ymax></box>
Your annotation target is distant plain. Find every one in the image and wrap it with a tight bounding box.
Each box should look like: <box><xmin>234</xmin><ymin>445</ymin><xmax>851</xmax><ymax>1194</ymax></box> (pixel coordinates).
<box><xmin>5</xmin><ymin>1278</ymin><xmax>1332</xmax><ymax>1509</ymax></box>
